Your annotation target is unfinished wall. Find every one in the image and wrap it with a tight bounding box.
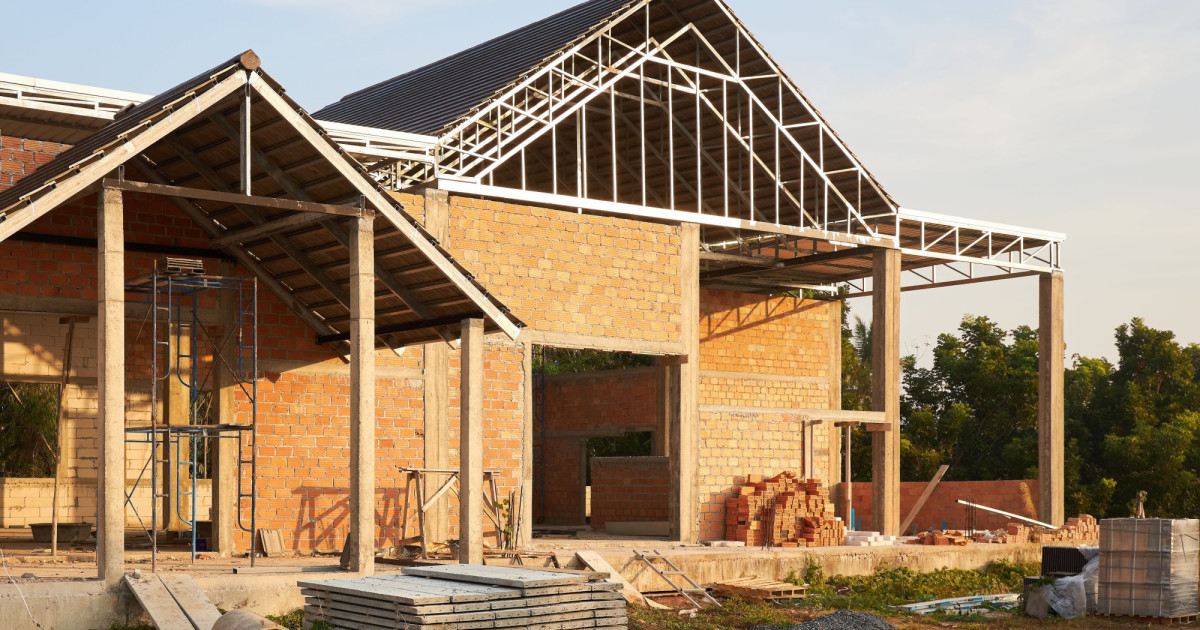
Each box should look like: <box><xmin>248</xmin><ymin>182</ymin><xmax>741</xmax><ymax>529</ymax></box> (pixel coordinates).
<box><xmin>536</xmin><ymin>368</ymin><xmax>656</xmax><ymax>524</ymax></box>
<box><xmin>850</xmin><ymin>479</ymin><xmax>1041</xmax><ymax>533</ymax></box>
<box><xmin>589</xmin><ymin>456</ymin><xmax>669</xmax><ymax>530</ymax></box>
<box><xmin>696</xmin><ymin>290</ymin><xmax>839</xmax><ymax>541</ymax></box>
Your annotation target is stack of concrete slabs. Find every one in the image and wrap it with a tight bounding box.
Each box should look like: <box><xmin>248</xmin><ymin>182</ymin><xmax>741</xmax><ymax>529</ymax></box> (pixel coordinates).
<box><xmin>300</xmin><ymin>565</ymin><xmax>626</xmax><ymax>629</ymax></box>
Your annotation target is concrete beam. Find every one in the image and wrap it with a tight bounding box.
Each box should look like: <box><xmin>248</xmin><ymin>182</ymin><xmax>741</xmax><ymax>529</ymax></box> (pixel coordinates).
<box><xmin>211</xmin><ymin>260</ymin><xmax>238</xmax><ymax>556</ymax></box>
<box><xmin>348</xmin><ymin>214</ymin><xmax>376</xmax><ymax>573</ymax></box>
<box><xmin>422</xmin><ymin>188</ymin><xmax>451</xmax><ymax>544</ymax></box>
<box><xmin>96</xmin><ymin>186</ymin><xmax>124</xmax><ymax>584</ymax></box>
<box><xmin>670</xmin><ymin>224</ymin><xmax>700</xmax><ymax>543</ymax></box>
<box><xmin>1038</xmin><ymin>270</ymin><xmax>1065</xmax><ymax>526</ymax></box>
<box><xmin>871</xmin><ymin>248</ymin><xmax>901</xmax><ymax>537</ymax></box>
<box><xmin>459</xmin><ymin>318</ymin><xmax>485</xmax><ymax>564</ymax></box>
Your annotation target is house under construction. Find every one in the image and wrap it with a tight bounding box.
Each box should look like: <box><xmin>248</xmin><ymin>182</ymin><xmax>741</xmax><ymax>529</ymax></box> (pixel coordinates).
<box><xmin>0</xmin><ymin>0</ymin><xmax>1065</xmax><ymax>625</ymax></box>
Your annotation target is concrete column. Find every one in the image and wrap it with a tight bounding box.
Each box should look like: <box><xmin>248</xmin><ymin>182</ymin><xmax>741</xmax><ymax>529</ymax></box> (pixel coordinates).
<box><xmin>348</xmin><ymin>213</ymin><xmax>376</xmax><ymax>573</ymax></box>
<box><xmin>652</xmin><ymin>358</ymin><xmax>670</xmax><ymax>457</ymax></box>
<box><xmin>422</xmin><ymin>188</ymin><xmax>451</xmax><ymax>543</ymax></box>
<box><xmin>827</xmin><ymin>300</ymin><xmax>843</xmax><ymax>513</ymax></box>
<box><xmin>211</xmin><ymin>260</ymin><xmax>238</xmax><ymax>556</ymax></box>
<box><xmin>669</xmin><ymin>224</ymin><xmax>700</xmax><ymax>543</ymax></box>
<box><xmin>459</xmin><ymin>318</ymin><xmax>485</xmax><ymax>564</ymax></box>
<box><xmin>96</xmin><ymin>186</ymin><xmax>125</xmax><ymax>584</ymax></box>
<box><xmin>1038</xmin><ymin>270</ymin><xmax>1065</xmax><ymax>526</ymax></box>
<box><xmin>870</xmin><ymin>248</ymin><xmax>901</xmax><ymax>537</ymax></box>
<box><xmin>164</xmin><ymin>322</ymin><xmax>192</xmax><ymax>531</ymax></box>
<box><xmin>517</xmin><ymin>342</ymin><xmax>533</xmax><ymax>548</ymax></box>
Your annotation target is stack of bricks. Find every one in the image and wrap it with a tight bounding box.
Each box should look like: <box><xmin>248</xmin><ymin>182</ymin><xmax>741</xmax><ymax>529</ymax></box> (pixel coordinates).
<box><xmin>724</xmin><ymin>472</ymin><xmax>844</xmax><ymax>547</ymax></box>
<box><xmin>1030</xmin><ymin>514</ymin><xmax>1099</xmax><ymax>543</ymax></box>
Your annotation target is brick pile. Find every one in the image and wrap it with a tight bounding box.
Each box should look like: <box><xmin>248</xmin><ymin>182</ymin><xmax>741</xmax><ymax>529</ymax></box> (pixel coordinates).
<box><xmin>724</xmin><ymin>472</ymin><xmax>844</xmax><ymax>547</ymax></box>
<box><xmin>911</xmin><ymin>514</ymin><xmax>1099</xmax><ymax>545</ymax></box>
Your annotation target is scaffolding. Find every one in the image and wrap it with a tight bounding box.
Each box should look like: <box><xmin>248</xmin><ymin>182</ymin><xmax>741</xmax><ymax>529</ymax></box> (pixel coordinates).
<box><xmin>124</xmin><ymin>264</ymin><xmax>258</xmax><ymax>570</ymax></box>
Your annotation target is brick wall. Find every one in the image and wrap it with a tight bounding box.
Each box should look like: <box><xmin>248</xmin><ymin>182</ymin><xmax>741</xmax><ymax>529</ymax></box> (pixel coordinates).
<box><xmin>696</xmin><ymin>290</ymin><xmax>839</xmax><ymax>541</ymax></box>
<box><xmin>536</xmin><ymin>368</ymin><xmax>657</xmax><ymax>524</ymax></box>
<box><xmin>849</xmin><ymin>479</ymin><xmax>1040</xmax><ymax>533</ymax></box>
<box><xmin>589</xmin><ymin>456</ymin><xmax>669</xmax><ymax>530</ymax></box>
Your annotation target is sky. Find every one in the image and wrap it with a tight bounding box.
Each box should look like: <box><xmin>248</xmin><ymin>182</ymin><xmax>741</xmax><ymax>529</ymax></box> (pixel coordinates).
<box><xmin>4</xmin><ymin>0</ymin><xmax>1198</xmax><ymax>364</ymax></box>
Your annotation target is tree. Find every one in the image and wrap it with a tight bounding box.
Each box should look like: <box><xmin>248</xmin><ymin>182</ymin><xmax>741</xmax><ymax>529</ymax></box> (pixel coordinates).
<box><xmin>0</xmin><ymin>382</ymin><xmax>60</xmax><ymax>478</ymax></box>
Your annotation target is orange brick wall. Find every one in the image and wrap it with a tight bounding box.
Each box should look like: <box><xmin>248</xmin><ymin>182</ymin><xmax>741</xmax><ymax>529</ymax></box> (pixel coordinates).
<box><xmin>590</xmin><ymin>456</ymin><xmax>669</xmax><ymax>529</ymax></box>
<box><xmin>536</xmin><ymin>368</ymin><xmax>657</xmax><ymax>524</ymax></box>
<box><xmin>849</xmin><ymin>479</ymin><xmax>1040</xmax><ymax>533</ymax></box>
<box><xmin>696</xmin><ymin>290</ymin><xmax>839</xmax><ymax>541</ymax></box>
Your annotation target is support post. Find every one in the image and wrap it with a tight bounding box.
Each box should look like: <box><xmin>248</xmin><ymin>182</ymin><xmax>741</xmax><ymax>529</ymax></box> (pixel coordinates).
<box><xmin>652</xmin><ymin>357</ymin><xmax>670</xmax><ymax>457</ymax></box>
<box><xmin>97</xmin><ymin>185</ymin><xmax>125</xmax><ymax>584</ymax></box>
<box><xmin>871</xmin><ymin>248</ymin><xmax>900</xmax><ymax>537</ymax></box>
<box><xmin>1038</xmin><ymin>270</ymin><xmax>1065</xmax><ymax>526</ymax></box>
<box><xmin>422</xmin><ymin>188</ymin><xmax>451</xmax><ymax>544</ymax></box>
<box><xmin>518</xmin><ymin>342</ymin><xmax>533</xmax><ymax>548</ymax></box>
<box><xmin>211</xmin><ymin>260</ymin><xmax>238</xmax><ymax>556</ymax></box>
<box><xmin>670</xmin><ymin>224</ymin><xmax>699</xmax><ymax>542</ymax></box>
<box><xmin>827</xmin><ymin>300</ymin><xmax>843</xmax><ymax>516</ymax></box>
<box><xmin>459</xmin><ymin>318</ymin><xmax>485</xmax><ymax>564</ymax></box>
<box><xmin>348</xmin><ymin>213</ymin><xmax>375</xmax><ymax>573</ymax></box>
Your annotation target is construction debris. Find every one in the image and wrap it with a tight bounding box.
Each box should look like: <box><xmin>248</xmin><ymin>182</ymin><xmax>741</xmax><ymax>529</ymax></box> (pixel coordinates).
<box><xmin>908</xmin><ymin>514</ymin><xmax>1099</xmax><ymax>546</ymax></box>
<box><xmin>301</xmin><ymin>565</ymin><xmax>626</xmax><ymax>629</ymax></box>
<box><xmin>725</xmin><ymin>473</ymin><xmax>844</xmax><ymax>547</ymax></box>
<box><xmin>895</xmin><ymin>593</ymin><xmax>1020</xmax><ymax>615</ymax></box>
<box><xmin>909</xmin><ymin>530</ymin><xmax>972</xmax><ymax>546</ymax></box>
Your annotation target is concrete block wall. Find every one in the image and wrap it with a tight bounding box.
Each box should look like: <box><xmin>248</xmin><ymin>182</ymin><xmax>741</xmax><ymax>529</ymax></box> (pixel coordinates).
<box><xmin>589</xmin><ymin>456</ymin><xmax>668</xmax><ymax>530</ymax></box>
<box><xmin>697</xmin><ymin>290</ymin><xmax>839</xmax><ymax>541</ymax></box>
<box><xmin>537</xmin><ymin>368</ymin><xmax>656</xmax><ymax>524</ymax></box>
<box><xmin>849</xmin><ymin>479</ymin><xmax>1040</xmax><ymax>533</ymax></box>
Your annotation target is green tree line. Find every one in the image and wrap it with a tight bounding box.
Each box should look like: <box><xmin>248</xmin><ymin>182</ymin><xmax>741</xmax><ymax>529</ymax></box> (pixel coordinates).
<box><xmin>841</xmin><ymin>306</ymin><xmax>1200</xmax><ymax>519</ymax></box>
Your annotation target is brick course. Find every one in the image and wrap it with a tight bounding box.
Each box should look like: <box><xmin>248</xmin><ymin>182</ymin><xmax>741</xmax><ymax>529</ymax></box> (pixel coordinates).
<box><xmin>589</xmin><ymin>456</ymin><xmax>669</xmax><ymax>530</ymax></box>
<box><xmin>849</xmin><ymin>479</ymin><xmax>1040</xmax><ymax>533</ymax></box>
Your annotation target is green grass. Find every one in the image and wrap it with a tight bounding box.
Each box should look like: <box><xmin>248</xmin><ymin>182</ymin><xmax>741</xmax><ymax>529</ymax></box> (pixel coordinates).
<box><xmin>787</xmin><ymin>558</ymin><xmax>1037</xmax><ymax>613</ymax></box>
<box><xmin>629</xmin><ymin>597</ymin><xmax>797</xmax><ymax>629</ymax></box>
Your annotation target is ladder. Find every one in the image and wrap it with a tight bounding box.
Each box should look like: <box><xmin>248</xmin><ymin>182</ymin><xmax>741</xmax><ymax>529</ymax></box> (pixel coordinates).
<box><xmin>633</xmin><ymin>549</ymin><xmax>722</xmax><ymax>609</ymax></box>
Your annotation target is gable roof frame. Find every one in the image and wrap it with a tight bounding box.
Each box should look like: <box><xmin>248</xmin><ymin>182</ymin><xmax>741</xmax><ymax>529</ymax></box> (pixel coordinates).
<box><xmin>0</xmin><ymin>52</ymin><xmax>522</xmax><ymax>350</ymax></box>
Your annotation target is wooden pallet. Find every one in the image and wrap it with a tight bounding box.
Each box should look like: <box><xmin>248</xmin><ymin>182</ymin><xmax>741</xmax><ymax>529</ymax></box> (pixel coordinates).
<box><xmin>711</xmin><ymin>576</ymin><xmax>806</xmax><ymax>602</ymax></box>
<box><xmin>1097</xmin><ymin>613</ymin><xmax>1199</xmax><ymax>626</ymax></box>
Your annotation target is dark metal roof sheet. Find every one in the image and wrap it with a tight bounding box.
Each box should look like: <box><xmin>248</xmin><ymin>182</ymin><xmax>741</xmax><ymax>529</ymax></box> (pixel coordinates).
<box><xmin>313</xmin><ymin>0</ymin><xmax>634</xmax><ymax>135</ymax></box>
<box><xmin>0</xmin><ymin>52</ymin><xmax>248</xmax><ymax>214</ymax></box>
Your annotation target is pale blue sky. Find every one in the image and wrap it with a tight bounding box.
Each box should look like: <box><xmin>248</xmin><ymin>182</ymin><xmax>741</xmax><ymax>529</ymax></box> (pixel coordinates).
<box><xmin>5</xmin><ymin>0</ymin><xmax>1198</xmax><ymax>363</ymax></box>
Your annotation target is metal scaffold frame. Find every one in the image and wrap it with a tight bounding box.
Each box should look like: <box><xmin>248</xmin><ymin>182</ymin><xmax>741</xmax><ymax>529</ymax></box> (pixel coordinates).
<box><xmin>124</xmin><ymin>267</ymin><xmax>258</xmax><ymax>570</ymax></box>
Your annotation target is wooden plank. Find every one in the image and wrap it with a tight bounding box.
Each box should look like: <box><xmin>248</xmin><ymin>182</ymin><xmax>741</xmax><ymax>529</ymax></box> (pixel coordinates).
<box><xmin>124</xmin><ymin>574</ymin><xmax>197</xmax><ymax>630</ymax></box>
<box><xmin>101</xmin><ymin>178</ymin><xmax>363</xmax><ymax>217</ymax></box>
<box><xmin>899</xmin><ymin>464</ymin><xmax>949</xmax><ymax>534</ymax></box>
<box><xmin>573</xmin><ymin>550</ymin><xmax>662</xmax><ymax>609</ymax></box>
<box><xmin>158</xmin><ymin>574</ymin><xmax>222</xmax><ymax>630</ymax></box>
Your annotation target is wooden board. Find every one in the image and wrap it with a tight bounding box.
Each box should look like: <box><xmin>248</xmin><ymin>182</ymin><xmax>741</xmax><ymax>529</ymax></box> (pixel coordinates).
<box><xmin>299</xmin><ymin>574</ymin><xmax>522</xmax><ymax>604</ymax></box>
<box><xmin>402</xmin><ymin>564</ymin><xmax>589</xmax><ymax>588</ymax></box>
<box><xmin>158</xmin><ymin>574</ymin><xmax>223</xmax><ymax>630</ymax></box>
<box><xmin>899</xmin><ymin>464</ymin><xmax>949</xmax><ymax>534</ymax></box>
<box><xmin>574</xmin><ymin>550</ymin><xmax>660</xmax><ymax>609</ymax></box>
<box><xmin>259</xmin><ymin>528</ymin><xmax>285</xmax><ymax>557</ymax></box>
<box><xmin>124</xmin><ymin>573</ymin><xmax>198</xmax><ymax>630</ymax></box>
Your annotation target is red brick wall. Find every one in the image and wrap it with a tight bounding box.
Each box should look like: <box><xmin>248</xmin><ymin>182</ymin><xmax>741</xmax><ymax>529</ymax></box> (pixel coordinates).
<box><xmin>696</xmin><ymin>291</ymin><xmax>839</xmax><ymax>541</ymax></box>
<box><xmin>536</xmin><ymin>368</ymin><xmax>657</xmax><ymax>524</ymax></box>
<box><xmin>848</xmin><ymin>479</ymin><xmax>1040</xmax><ymax>533</ymax></box>
<box><xmin>590</xmin><ymin>456</ymin><xmax>669</xmax><ymax>530</ymax></box>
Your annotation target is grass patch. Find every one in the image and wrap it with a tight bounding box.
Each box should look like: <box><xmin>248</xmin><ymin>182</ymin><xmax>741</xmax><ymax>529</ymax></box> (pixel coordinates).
<box><xmin>788</xmin><ymin>558</ymin><xmax>1037</xmax><ymax>612</ymax></box>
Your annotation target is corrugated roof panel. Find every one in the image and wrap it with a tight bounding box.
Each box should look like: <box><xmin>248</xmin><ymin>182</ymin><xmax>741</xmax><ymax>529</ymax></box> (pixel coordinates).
<box><xmin>313</xmin><ymin>0</ymin><xmax>634</xmax><ymax>135</ymax></box>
